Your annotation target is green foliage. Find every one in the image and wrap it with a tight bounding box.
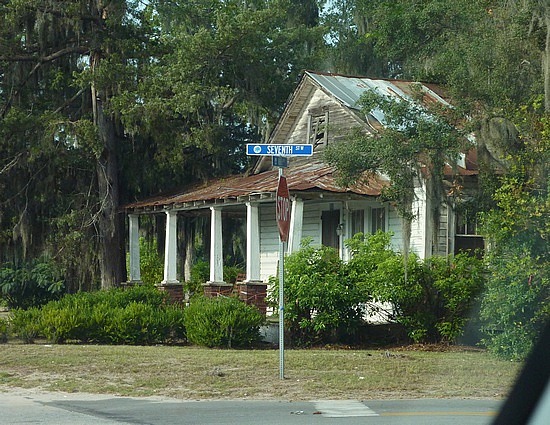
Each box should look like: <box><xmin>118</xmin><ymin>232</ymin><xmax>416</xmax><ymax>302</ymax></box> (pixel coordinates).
<box><xmin>8</xmin><ymin>307</ymin><xmax>43</xmax><ymax>343</ymax></box>
<box><xmin>187</xmin><ymin>259</ymin><xmax>210</xmax><ymax>295</ymax></box>
<box><xmin>325</xmin><ymin>88</ymin><xmax>468</xmax><ymax>259</ymax></box>
<box><xmin>186</xmin><ymin>259</ymin><xmax>244</xmax><ymax>294</ymax></box>
<box><xmin>431</xmin><ymin>255</ymin><xmax>486</xmax><ymax>340</ymax></box>
<box><xmin>138</xmin><ymin>237</ymin><xmax>164</xmax><ymax>285</ymax></box>
<box><xmin>0</xmin><ymin>317</ymin><xmax>7</xmax><ymax>343</ymax></box>
<box><xmin>347</xmin><ymin>232</ymin><xmax>486</xmax><ymax>343</ymax></box>
<box><xmin>223</xmin><ymin>264</ymin><xmax>244</xmax><ymax>284</ymax></box>
<box><xmin>0</xmin><ymin>258</ymin><xmax>65</xmax><ymax>309</ymax></box>
<box><xmin>326</xmin><ymin>87</ymin><xmax>467</xmax><ymax>207</ymax></box>
<box><xmin>480</xmin><ymin>251</ymin><xmax>549</xmax><ymax>361</ymax></box>
<box><xmin>480</xmin><ymin>138</ymin><xmax>549</xmax><ymax>360</ymax></box>
<box><xmin>269</xmin><ymin>239</ymin><xmax>364</xmax><ymax>346</ymax></box>
<box><xmin>8</xmin><ymin>285</ymin><xmax>186</xmax><ymax>345</ymax></box>
<box><xmin>339</xmin><ymin>0</ymin><xmax>540</xmax><ymax>107</ymax></box>
<box><xmin>184</xmin><ymin>296</ymin><xmax>264</xmax><ymax>348</ymax></box>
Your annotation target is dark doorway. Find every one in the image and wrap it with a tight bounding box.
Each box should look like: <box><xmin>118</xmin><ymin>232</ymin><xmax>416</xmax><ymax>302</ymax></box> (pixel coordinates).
<box><xmin>322</xmin><ymin>209</ymin><xmax>340</xmax><ymax>250</ymax></box>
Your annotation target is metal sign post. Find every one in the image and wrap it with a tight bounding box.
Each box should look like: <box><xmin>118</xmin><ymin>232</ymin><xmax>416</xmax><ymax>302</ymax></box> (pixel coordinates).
<box><xmin>245</xmin><ymin>143</ymin><xmax>312</xmax><ymax>380</ymax></box>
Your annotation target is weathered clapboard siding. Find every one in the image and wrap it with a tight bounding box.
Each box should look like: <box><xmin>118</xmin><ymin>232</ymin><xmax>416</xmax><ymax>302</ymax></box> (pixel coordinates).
<box><xmin>301</xmin><ymin>202</ymin><xmax>322</xmax><ymax>245</ymax></box>
<box><xmin>388</xmin><ymin>207</ymin><xmax>403</xmax><ymax>252</ymax></box>
<box><xmin>285</xmin><ymin>89</ymin><xmax>365</xmax><ymax>150</ymax></box>
<box><xmin>435</xmin><ymin>202</ymin><xmax>451</xmax><ymax>256</ymax></box>
<box><xmin>259</xmin><ymin>203</ymin><xmax>279</xmax><ymax>282</ymax></box>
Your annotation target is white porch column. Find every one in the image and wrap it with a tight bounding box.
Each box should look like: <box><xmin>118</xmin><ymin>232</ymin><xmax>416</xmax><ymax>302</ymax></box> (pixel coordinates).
<box><xmin>287</xmin><ymin>197</ymin><xmax>304</xmax><ymax>255</ymax></box>
<box><xmin>245</xmin><ymin>202</ymin><xmax>261</xmax><ymax>282</ymax></box>
<box><xmin>208</xmin><ymin>206</ymin><xmax>225</xmax><ymax>283</ymax></box>
<box><xmin>128</xmin><ymin>214</ymin><xmax>141</xmax><ymax>283</ymax></box>
<box><xmin>162</xmin><ymin>210</ymin><xmax>179</xmax><ymax>284</ymax></box>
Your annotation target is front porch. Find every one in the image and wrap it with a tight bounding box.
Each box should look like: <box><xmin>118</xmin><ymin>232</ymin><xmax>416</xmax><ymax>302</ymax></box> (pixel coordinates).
<box><xmin>121</xmin><ymin>159</ymin><xmax>394</xmax><ymax>312</ymax></box>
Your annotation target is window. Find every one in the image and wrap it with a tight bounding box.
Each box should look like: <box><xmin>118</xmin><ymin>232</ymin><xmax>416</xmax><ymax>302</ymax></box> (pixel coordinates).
<box><xmin>456</xmin><ymin>211</ymin><xmax>478</xmax><ymax>235</ymax></box>
<box><xmin>455</xmin><ymin>210</ymin><xmax>484</xmax><ymax>255</ymax></box>
<box><xmin>308</xmin><ymin>108</ymin><xmax>329</xmax><ymax>148</ymax></box>
<box><xmin>371</xmin><ymin>207</ymin><xmax>386</xmax><ymax>233</ymax></box>
<box><xmin>350</xmin><ymin>209</ymin><xmax>365</xmax><ymax>236</ymax></box>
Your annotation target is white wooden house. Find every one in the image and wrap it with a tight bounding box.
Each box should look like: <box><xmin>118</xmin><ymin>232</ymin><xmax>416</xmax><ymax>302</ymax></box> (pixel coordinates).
<box><xmin>122</xmin><ymin>71</ymin><xmax>481</xmax><ymax>305</ymax></box>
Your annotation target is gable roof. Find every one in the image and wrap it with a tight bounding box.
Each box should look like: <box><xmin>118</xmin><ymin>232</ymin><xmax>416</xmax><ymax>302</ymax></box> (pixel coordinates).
<box><xmin>255</xmin><ymin>70</ymin><xmax>456</xmax><ymax>173</ymax></box>
<box><xmin>122</xmin><ymin>71</ymin><xmax>474</xmax><ymax>214</ymax></box>
<box><xmin>306</xmin><ymin>71</ymin><xmax>450</xmax><ymax>110</ymax></box>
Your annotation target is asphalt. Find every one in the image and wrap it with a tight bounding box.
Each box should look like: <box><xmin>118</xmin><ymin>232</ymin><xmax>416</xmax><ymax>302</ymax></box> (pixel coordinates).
<box><xmin>0</xmin><ymin>390</ymin><xmax>503</xmax><ymax>425</ymax></box>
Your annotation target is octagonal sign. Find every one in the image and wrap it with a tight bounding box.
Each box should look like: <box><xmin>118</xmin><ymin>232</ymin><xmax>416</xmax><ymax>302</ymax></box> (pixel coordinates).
<box><xmin>276</xmin><ymin>176</ymin><xmax>291</xmax><ymax>242</ymax></box>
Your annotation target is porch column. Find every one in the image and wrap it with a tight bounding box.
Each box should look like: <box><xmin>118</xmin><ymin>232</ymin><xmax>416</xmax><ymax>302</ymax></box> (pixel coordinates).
<box><xmin>245</xmin><ymin>202</ymin><xmax>261</xmax><ymax>282</ymax></box>
<box><xmin>287</xmin><ymin>197</ymin><xmax>304</xmax><ymax>255</ymax></box>
<box><xmin>208</xmin><ymin>206</ymin><xmax>225</xmax><ymax>284</ymax></box>
<box><xmin>162</xmin><ymin>210</ymin><xmax>179</xmax><ymax>284</ymax></box>
<box><xmin>237</xmin><ymin>202</ymin><xmax>267</xmax><ymax>314</ymax></box>
<box><xmin>128</xmin><ymin>214</ymin><xmax>141</xmax><ymax>283</ymax></box>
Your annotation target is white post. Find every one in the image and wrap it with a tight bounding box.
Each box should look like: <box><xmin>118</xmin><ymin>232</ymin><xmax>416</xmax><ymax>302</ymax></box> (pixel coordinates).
<box><xmin>246</xmin><ymin>202</ymin><xmax>261</xmax><ymax>282</ymax></box>
<box><xmin>128</xmin><ymin>214</ymin><xmax>141</xmax><ymax>283</ymax></box>
<box><xmin>209</xmin><ymin>206</ymin><xmax>225</xmax><ymax>283</ymax></box>
<box><xmin>287</xmin><ymin>197</ymin><xmax>304</xmax><ymax>255</ymax></box>
<box><xmin>162</xmin><ymin>210</ymin><xmax>179</xmax><ymax>284</ymax></box>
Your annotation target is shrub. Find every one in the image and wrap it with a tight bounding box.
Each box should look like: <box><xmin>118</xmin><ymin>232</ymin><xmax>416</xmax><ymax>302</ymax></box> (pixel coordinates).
<box><xmin>0</xmin><ymin>257</ymin><xmax>65</xmax><ymax>309</ymax></box>
<box><xmin>267</xmin><ymin>232</ymin><xmax>485</xmax><ymax>346</ymax></box>
<box><xmin>224</xmin><ymin>264</ymin><xmax>244</xmax><ymax>284</ymax></box>
<box><xmin>480</xmin><ymin>249</ymin><xmax>549</xmax><ymax>361</ymax></box>
<box><xmin>107</xmin><ymin>302</ymin><xmax>185</xmax><ymax>345</ymax></box>
<box><xmin>0</xmin><ymin>317</ymin><xmax>7</xmax><ymax>343</ymax></box>
<box><xmin>9</xmin><ymin>307</ymin><xmax>43</xmax><ymax>343</ymax></box>
<box><xmin>184</xmin><ymin>296</ymin><xmax>264</xmax><ymax>348</ymax></box>
<box><xmin>138</xmin><ymin>237</ymin><xmax>164</xmax><ymax>285</ymax></box>
<box><xmin>187</xmin><ymin>260</ymin><xmax>209</xmax><ymax>295</ymax></box>
<box><xmin>270</xmin><ymin>240</ymin><xmax>364</xmax><ymax>346</ymax></box>
<box><xmin>347</xmin><ymin>232</ymin><xmax>486</xmax><ymax>343</ymax></box>
<box><xmin>477</xmin><ymin>154</ymin><xmax>549</xmax><ymax>360</ymax></box>
<box><xmin>9</xmin><ymin>285</ymin><xmax>186</xmax><ymax>344</ymax></box>
<box><xmin>430</xmin><ymin>254</ymin><xmax>486</xmax><ymax>342</ymax></box>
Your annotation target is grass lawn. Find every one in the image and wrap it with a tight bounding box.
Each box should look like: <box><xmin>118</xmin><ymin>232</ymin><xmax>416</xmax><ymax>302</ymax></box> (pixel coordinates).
<box><xmin>0</xmin><ymin>343</ymin><xmax>521</xmax><ymax>400</ymax></box>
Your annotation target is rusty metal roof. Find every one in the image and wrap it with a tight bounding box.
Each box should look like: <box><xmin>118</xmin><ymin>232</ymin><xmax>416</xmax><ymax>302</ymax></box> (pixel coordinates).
<box><xmin>306</xmin><ymin>71</ymin><xmax>451</xmax><ymax>123</ymax></box>
<box><xmin>123</xmin><ymin>158</ymin><xmax>389</xmax><ymax>212</ymax></box>
<box><xmin>123</xmin><ymin>72</ymin><xmax>475</xmax><ymax>214</ymax></box>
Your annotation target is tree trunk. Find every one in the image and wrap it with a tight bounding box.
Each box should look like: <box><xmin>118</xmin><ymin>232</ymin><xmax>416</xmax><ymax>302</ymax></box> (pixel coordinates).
<box><xmin>91</xmin><ymin>57</ymin><xmax>125</xmax><ymax>289</ymax></box>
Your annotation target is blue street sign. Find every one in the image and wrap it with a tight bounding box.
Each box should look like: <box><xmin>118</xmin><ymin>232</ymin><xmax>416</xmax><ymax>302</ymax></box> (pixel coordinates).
<box><xmin>246</xmin><ymin>143</ymin><xmax>313</xmax><ymax>156</ymax></box>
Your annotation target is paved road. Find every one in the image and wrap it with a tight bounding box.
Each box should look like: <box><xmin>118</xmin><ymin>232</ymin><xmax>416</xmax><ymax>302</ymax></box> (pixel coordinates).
<box><xmin>0</xmin><ymin>390</ymin><xmax>502</xmax><ymax>425</ymax></box>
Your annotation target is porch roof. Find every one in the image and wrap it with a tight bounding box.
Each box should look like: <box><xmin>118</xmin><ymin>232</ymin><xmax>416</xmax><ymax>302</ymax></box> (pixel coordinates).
<box><xmin>123</xmin><ymin>158</ymin><xmax>389</xmax><ymax>214</ymax></box>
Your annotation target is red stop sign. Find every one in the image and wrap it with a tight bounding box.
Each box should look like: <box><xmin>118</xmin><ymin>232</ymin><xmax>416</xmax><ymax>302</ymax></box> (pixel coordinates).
<box><xmin>276</xmin><ymin>176</ymin><xmax>291</xmax><ymax>242</ymax></box>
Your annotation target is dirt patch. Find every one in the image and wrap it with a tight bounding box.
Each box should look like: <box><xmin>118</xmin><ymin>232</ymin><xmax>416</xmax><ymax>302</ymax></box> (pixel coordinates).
<box><xmin>394</xmin><ymin>343</ymin><xmax>486</xmax><ymax>352</ymax></box>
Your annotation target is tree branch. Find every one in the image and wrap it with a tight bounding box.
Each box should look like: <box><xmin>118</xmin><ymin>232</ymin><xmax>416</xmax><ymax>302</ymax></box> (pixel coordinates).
<box><xmin>0</xmin><ymin>46</ymin><xmax>90</xmax><ymax>62</ymax></box>
<box><xmin>0</xmin><ymin>46</ymin><xmax>90</xmax><ymax>120</ymax></box>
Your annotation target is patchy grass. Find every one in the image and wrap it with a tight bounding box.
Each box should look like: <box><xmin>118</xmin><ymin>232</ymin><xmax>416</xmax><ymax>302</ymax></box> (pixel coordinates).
<box><xmin>0</xmin><ymin>343</ymin><xmax>520</xmax><ymax>400</ymax></box>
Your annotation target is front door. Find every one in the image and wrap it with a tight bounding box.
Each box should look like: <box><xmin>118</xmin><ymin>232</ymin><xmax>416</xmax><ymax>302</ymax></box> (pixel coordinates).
<box><xmin>322</xmin><ymin>209</ymin><xmax>340</xmax><ymax>250</ymax></box>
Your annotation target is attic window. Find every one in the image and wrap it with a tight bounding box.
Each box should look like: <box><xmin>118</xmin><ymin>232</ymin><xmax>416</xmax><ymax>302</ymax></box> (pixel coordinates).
<box><xmin>308</xmin><ymin>107</ymin><xmax>329</xmax><ymax>149</ymax></box>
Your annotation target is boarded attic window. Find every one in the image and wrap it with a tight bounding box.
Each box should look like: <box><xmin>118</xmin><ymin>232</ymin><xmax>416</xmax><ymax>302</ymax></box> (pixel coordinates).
<box><xmin>308</xmin><ymin>107</ymin><xmax>329</xmax><ymax>149</ymax></box>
